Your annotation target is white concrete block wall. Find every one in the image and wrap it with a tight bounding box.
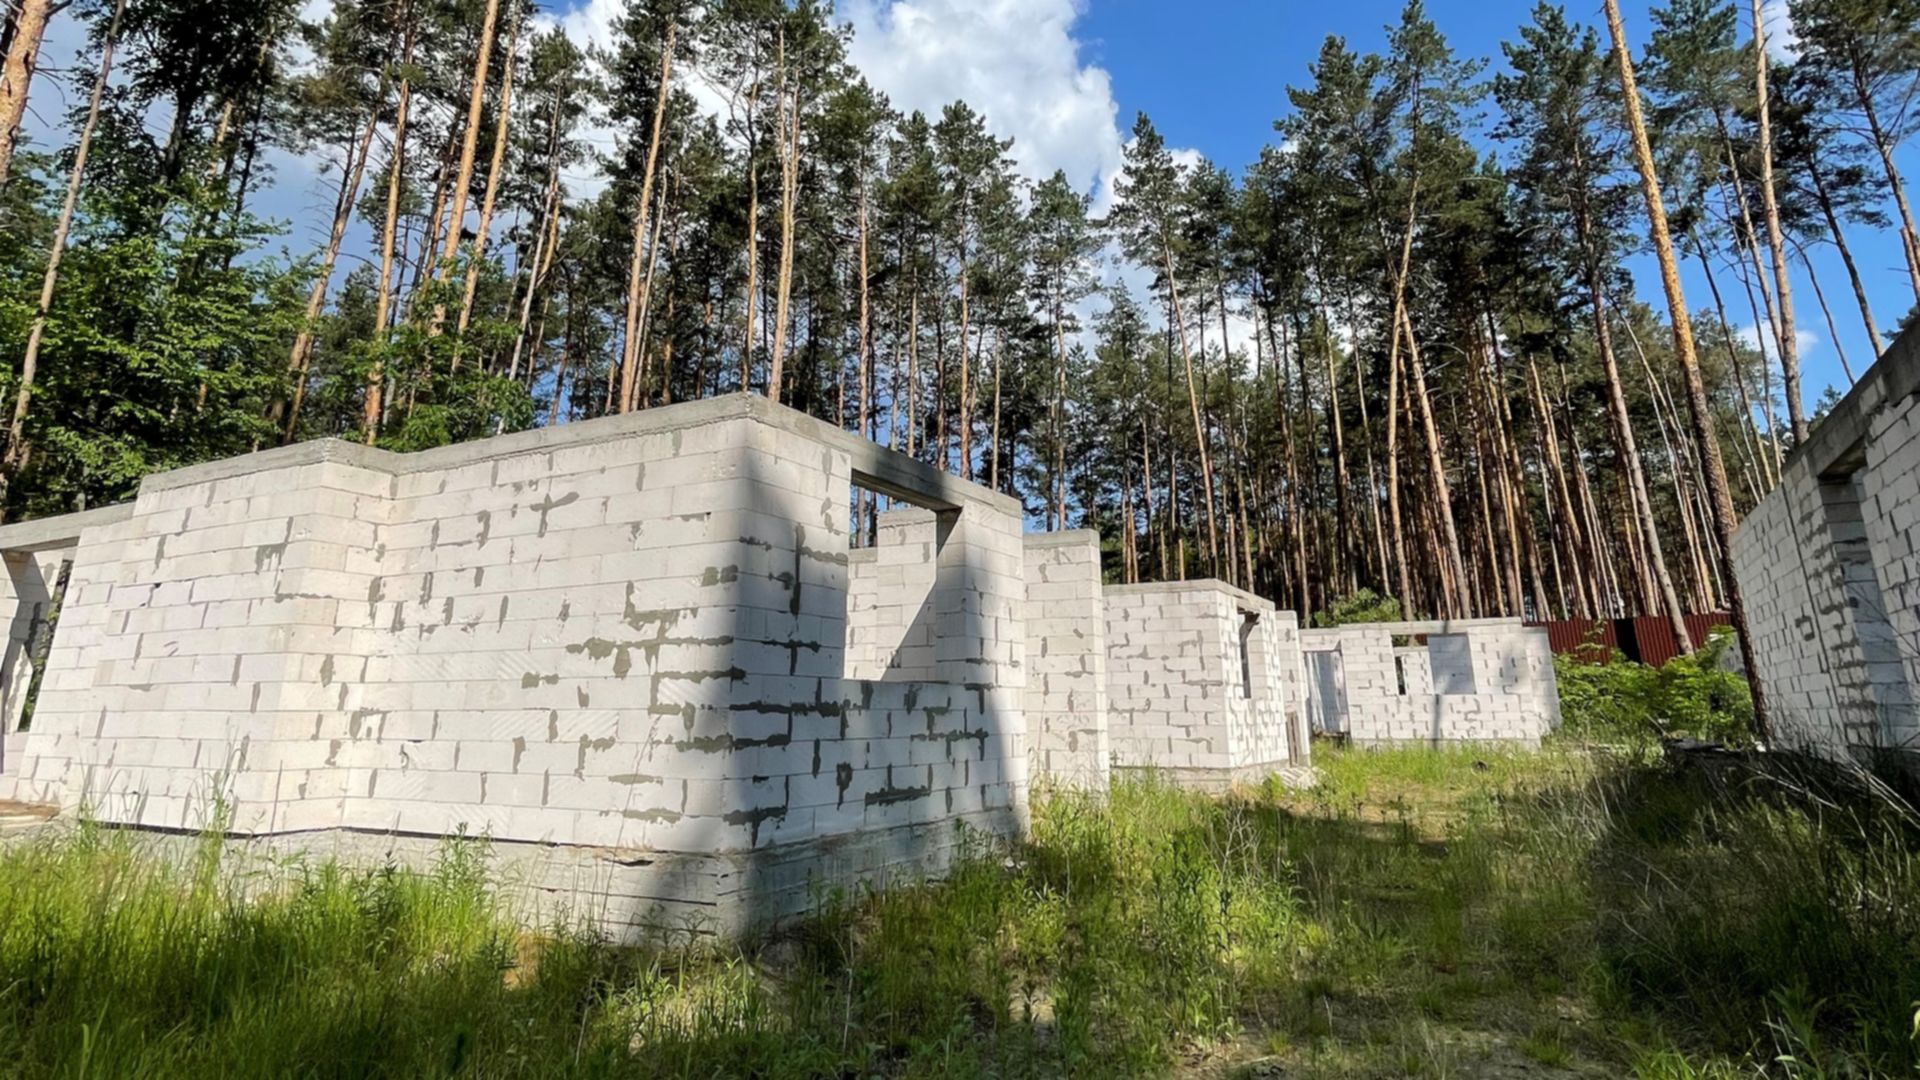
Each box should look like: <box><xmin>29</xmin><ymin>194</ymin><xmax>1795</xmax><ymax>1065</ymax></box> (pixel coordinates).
<box><xmin>1732</xmin><ymin>327</ymin><xmax>1920</xmax><ymax>758</ymax></box>
<box><xmin>1251</xmin><ymin>612</ymin><xmax>1310</xmax><ymax>768</ymax></box>
<box><xmin>11</xmin><ymin>514</ymin><xmax>151</xmax><ymax>806</ymax></box>
<box><xmin>0</xmin><ymin>394</ymin><xmax>1031</xmax><ymax>936</ymax></box>
<box><xmin>1022</xmin><ymin>531</ymin><xmax>1108</xmax><ymax>789</ymax></box>
<box><xmin>1301</xmin><ymin>619</ymin><xmax>1558</xmax><ymax>747</ymax></box>
<box><xmin>0</xmin><ymin>546</ymin><xmax>71</xmax><ymax>800</ymax></box>
<box><xmin>846</xmin><ymin>509</ymin><xmax>941</xmax><ymax>682</ymax></box>
<box><xmin>1103</xmin><ymin>580</ymin><xmax>1304</xmax><ymax>788</ymax></box>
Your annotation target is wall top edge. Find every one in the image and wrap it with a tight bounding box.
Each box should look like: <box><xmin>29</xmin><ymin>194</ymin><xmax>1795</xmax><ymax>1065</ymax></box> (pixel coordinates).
<box><xmin>1104</xmin><ymin>578</ymin><xmax>1280</xmax><ymax>612</ymax></box>
<box><xmin>1301</xmin><ymin>617</ymin><xmax>1537</xmax><ymax>638</ymax></box>
<box><xmin>0</xmin><ymin>502</ymin><xmax>135</xmax><ymax>553</ymax></box>
<box><xmin>1022</xmin><ymin>529</ymin><xmax>1102</xmax><ymax>550</ymax></box>
<box><xmin>1784</xmin><ymin>320</ymin><xmax>1920</xmax><ymax>482</ymax></box>
<box><xmin>122</xmin><ymin>394</ymin><xmax>1023</xmax><ymax>520</ymax></box>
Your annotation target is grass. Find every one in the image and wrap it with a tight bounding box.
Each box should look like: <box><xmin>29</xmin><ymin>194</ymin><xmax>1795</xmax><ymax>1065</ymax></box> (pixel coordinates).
<box><xmin>1</xmin><ymin>744</ymin><xmax>1917</xmax><ymax>1077</ymax></box>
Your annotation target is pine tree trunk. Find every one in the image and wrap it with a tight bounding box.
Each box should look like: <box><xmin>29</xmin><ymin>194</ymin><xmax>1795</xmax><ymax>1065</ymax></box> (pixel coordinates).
<box><xmin>430</xmin><ymin>0</ymin><xmax>501</xmax><ymax>335</ymax></box>
<box><xmin>1583</xmin><ymin>226</ymin><xmax>1692</xmax><ymax>647</ymax></box>
<box><xmin>1729</xmin><ymin>234</ymin><xmax>1786</xmax><ymax>470</ymax></box>
<box><xmin>766</xmin><ymin>33</ymin><xmax>797</xmax><ymax>404</ymax></box>
<box><xmin>1342</xmin><ymin>294</ymin><xmax>1391</xmax><ymax>593</ymax></box>
<box><xmin>1140</xmin><ymin>416</ymin><xmax>1164</xmax><ymax>578</ymax></box>
<box><xmin>366</xmin><ymin>6</ymin><xmax>417</xmax><ymax>443</ymax></box>
<box><xmin>742</xmin><ymin>154</ymin><xmax>759</xmax><ymax>393</ymax></box>
<box><xmin>1322</xmin><ymin>341</ymin><xmax>1354</xmax><ymax>593</ymax></box>
<box><xmin>1479</xmin><ymin>359</ymin><xmax>1522</xmax><ymax>615</ymax></box>
<box><xmin>1263</xmin><ymin>309</ymin><xmax>1310</xmax><ymax>615</ymax></box>
<box><xmin>1626</xmin><ymin>319</ymin><xmax>1712</xmax><ymax>610</ymax></box>
<box><xmin>1295</xmin><ymin>325</ymin><xmax>1324</xmax><ymax>608</ymax></box>
<box><xmin>856</xmin><ymin>181</ymin><xmax>872</xmax><ymax>529</ymax></box>
<box><xmin>1398</xmin><ymin>304</ymin><xmax>1470</xmax><ymax>617</ymax></box>
<box><xmin>548</xmin><ymin>320</ymin><xmax>571</xmax><ymax>426</ymax></box>
<box><xmin>956</xmin><ymin>245</ymin><xmax>972</xmax><ymax>479</ymax></box>
<box><xmin>454</xmin><ymin>7</ymin><xmax>523</xmax><ymax>345</ymax></box>
<box><xmin>1385</xmin><ymin>302</ymin><xmax>1411</xmax><ymax>611</ymax></box>
<box><xmin>509</xmin><ymin>135</ymin><xmax>564</xmax><ymax>381</ymax></box>
<box><xmin>1379</xmin><ymin>185</ymin><xmax>1428</xmax><ymax>612</ymax></box>
<box><xmin>905</xmin><ymin>287</ymin><xmax>918</xmax><ymax>455</ymax></box>
<box><xmin>0</xmin><ymin>0</ymin><xmax>53</xmax><ymax>189</ymax></box>
<box><xmin>989</xmin><ymin>330</ymin><xmax>1002</xmax><ymax>490</ymax></box>
<box><xmin>1606</xmin><ymin>0</ymin><xmax>1771</xmax><ymax>741</ymax></box>
<box><xmin>1806</xmin><ymin>155</ymin><xmax>1881</xmax><ymax>361</ymax></box>
<box><xmin>0</xmin><ymin>0</ymin><xmax>124</xmax><ymax>514</ymax></box>
<box><xmin>1161</xmin><ymin>242</ymin><xmax>1219</xmax><ymax>575</ymax></box>
<box><xmin>1690</xmin><ymin>230</ymin><xmax>1772</xmax><ymax>498</ymax></box>
<box><xmin>1750</xmin><ymin>0</ymin><xmax>1805</xmax><ymax>442</ymax></box>
<box><xmin>625</xmin><ymin>178</ymin><xmax>669</xmax><ymax>411</ymax></box>
<box><xmin>1530</xmin><ymin>357</ymin><xmax>1594</xmax><ymax>618</ymax></box>
<box><xmin>1853</xmin><ymin>67</ymin><xmax>1920</xmax><ymax>301</ymax></box>
<box><xmin>279</xmin><ymin>110</ymin><xmax>380</xmax><ymax>441</ymax></box>
<box><xmin>524</xmin><ymin>289</ymin><xmax>551</xmax><ymax>386</ymax></box>
<box><xmin>1482</xmin><ymin>310</ymin><xmax>1534</xmax><ymax>615</ymax></box>
<box><xmin>1716</xmin><ymin>117</ymin><xmax>1787</xmax><ymax>366</ymax></box>
<box><xmin>615</xmin><ymin>22</ymin><xmax>676</xmax><ymax>412</ymax></box>
<box><xmin>1469</xmin><ymin>398</ymin><xmax>1505</xmax><ymax>614</ymax></box>
<box><xmin>409</xmin><ymin>127</ymin><xmax>458</xmax><ymax>304</ymax></box>
<box><xmin>1050</xmin><ymin>292</ymin><xmax>1070</xmax><ymax>530</ymax></box>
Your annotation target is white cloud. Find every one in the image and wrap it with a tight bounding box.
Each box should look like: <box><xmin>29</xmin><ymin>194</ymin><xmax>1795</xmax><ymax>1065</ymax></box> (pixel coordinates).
<box><xmin>1167</xmin><ymin>146</ymin><xmax>1205</xmax><ymax>174</ymax></box>
<box><xmin>839</xmin><ymin>0</ymin><xmax>1124</xmax><ymax>203</ymax></box>
<box><xmin>553</xmin><ymin>0</ymin><xmax>1207</xmax><ymax>349</ymax></box>
<box><xmin>1760</xmin><ymin>0</ymin><xmax>1800</xmax><ymax>62</ymax></box>
<box><xmin>544</xmin><ymin>0</ymin><xmax>1132</xmax><ymax>208</ymax></box>
<box><xmin>1735</xmin><ymin>322</ymin><xmax>1820</xmax><ymax>361</ymax></box>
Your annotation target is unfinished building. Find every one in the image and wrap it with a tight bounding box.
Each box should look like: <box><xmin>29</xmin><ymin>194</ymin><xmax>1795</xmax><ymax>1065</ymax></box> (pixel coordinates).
<box><xmin>0</xmin><ymin>391</ymin><xmax>1353</xmax><ymax>934</ymax></box>
<box><xmin>0</xmin><ymin>394</ymin><xmax>1032</xmax><ymax>938</ymax></box>
<box><xmin>1732</xmin><ymin>330</ymin><xmax>1920</xmax><ymax>761</ymax></box>
<box><xmin>1301</xmin><ymin>619</ymin><xmax>1560</xmax><ymax>747</ymax></box>
<box><xmin>1103</xmin><ymin>580</ymin><xmax>1310</xmax><ymax>789</ymax></box>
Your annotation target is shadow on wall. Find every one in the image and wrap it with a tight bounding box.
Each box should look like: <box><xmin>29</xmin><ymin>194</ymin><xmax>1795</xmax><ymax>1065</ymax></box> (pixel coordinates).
<box><xmin>0</xmin><ymin>394</ymin><xmax>1032</xmax><ymax>942</ymax></box>
<box><xmin>0</xmin><ymin>547</ymin><xmax>71</xmax><ymax>795</ymax></box>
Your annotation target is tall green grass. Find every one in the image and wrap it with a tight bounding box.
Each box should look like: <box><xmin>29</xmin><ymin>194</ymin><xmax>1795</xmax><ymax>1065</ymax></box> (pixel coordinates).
<box><xmin>0</xmin><ymin>747</ymin><xmax>1915</xmax><ymax>1076</ymax></box>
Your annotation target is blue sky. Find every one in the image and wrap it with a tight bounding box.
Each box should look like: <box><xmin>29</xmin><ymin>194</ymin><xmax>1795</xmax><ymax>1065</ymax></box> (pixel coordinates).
<box><xmin>25</xmin><ymin>0</ymin><xmax>1919</xmax><ymax>410</ymax></box>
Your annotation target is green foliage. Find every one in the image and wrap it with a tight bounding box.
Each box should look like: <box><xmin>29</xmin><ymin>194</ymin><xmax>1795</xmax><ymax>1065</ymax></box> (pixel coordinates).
<box><xmin>1311</xmin><ymin>588</ymin><xmax>1404</xmax><ymax>627</ymax></box>
<box><xmin>0</xmin><ymin>179</ymin><xmax>308</xmax><ymax>516</ymax></box>
<box><xmin>1553</xmin><ymin>629</ymin><xmax>1756</xmax><ymax>745</ymax></box>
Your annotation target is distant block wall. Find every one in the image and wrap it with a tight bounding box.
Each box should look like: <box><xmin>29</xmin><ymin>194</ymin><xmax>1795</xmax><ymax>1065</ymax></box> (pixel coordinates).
<box><xmin>1022</xmin><ymin>531</ymin><xmax>1108</xmax><ymax>790</ymax></box>
<box><xmin>846</xmin><ymin>509</ymin><xmax>942</xmax><ymax>683</ymax></box>
<box><xmin>1300</xmin><ymin>619</ymin><xmax>1558</xmax><ymax>747</ymax></box>
<box><xmin>1103</xmin><ymin>580</ymin><xmax>1305</xmax><ymax>788</ymax></box>
<box><xmin>0</xmin><ymin>545</ymin><xmax>77</xmax><ymax>802</ymax></box>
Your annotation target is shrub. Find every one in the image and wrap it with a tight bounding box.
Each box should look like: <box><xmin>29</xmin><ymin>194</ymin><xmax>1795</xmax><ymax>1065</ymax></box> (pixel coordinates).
<box><xmin>1312</xmin><ymin>588</ymin><xmax>1404</xmax><ymax>628</ymax></box>
<box><xmin>1555</xmin><ymin>629</ymin><xmax>1754</xmax><ymax>746</ymax></box>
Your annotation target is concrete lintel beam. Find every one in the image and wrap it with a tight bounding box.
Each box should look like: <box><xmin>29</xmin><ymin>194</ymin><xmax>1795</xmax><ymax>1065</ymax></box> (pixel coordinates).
<box><xmin>0</xmin><ymin>503</ymin><xmax>133</xmax><ymax>553</ymax></box>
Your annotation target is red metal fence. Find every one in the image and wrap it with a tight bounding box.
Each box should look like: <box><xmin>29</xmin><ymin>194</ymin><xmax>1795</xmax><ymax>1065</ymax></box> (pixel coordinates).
<box><xmin>1527</xmin><ymin>613</ymin><xmax>1731</xmax><ymax>667</ymax></box>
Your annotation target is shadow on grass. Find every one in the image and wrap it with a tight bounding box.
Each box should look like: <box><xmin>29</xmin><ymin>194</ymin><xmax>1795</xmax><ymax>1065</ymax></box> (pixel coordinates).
<box><xmin>3</xmin><ymin>750</ymin><xmax>1915</xmax><ymax>1078</ymax></box>
<box><xmin>1583</xmin><ymin>748</ymin><xmax>1920</xmax><ymax>1073</ymax></box>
